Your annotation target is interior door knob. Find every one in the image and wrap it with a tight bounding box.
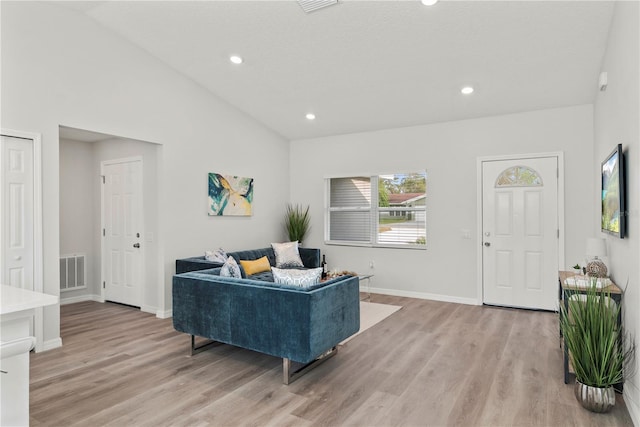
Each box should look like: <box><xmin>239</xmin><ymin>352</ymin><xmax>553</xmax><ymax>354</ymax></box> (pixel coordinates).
<box><xmin>484</xmin><ymin>242</ymin><xmax>491</xmax><ymax>247</ymax></box>
<box><xmin>133</xmin><ymin>243</ymin><xmax>140</xmax><ymax>248</ymax></box>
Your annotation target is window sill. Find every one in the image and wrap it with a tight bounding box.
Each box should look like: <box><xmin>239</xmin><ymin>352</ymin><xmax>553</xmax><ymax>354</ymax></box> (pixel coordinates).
<box><xmin>325</xmin><ymin>240</ymin><xmax>427</xmax><ymax>250</ymax></box>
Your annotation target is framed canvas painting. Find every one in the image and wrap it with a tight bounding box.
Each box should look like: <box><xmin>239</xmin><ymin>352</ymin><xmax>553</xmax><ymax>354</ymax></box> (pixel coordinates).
<box><xmin>208</xmin><ymin>173</ymin><xmax>254</xmax><ymax>216</ymax></box>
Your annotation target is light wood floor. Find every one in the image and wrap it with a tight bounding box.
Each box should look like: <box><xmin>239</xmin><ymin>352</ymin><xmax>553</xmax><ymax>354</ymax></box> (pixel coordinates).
<box><xmin>30</xmin><ymin>295</ymin><xmax>634</xmax><ymax>426</ymax></box>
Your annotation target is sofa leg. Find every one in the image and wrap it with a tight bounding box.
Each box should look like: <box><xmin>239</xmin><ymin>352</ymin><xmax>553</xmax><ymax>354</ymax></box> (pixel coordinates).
<box><xmin>190</xmin><ymin>335</ymin><xmax>222</xmax><ymax>356</ymax></box>
<box><xmin>283</xmin><ymin>346</ymin><xmax>338</xmax><ymax>385</ymax></box>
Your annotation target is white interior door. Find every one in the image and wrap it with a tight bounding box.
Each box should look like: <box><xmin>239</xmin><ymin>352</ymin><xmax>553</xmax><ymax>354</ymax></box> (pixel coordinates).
<box><xmin>102</xmin><ymin>159</ymin><xmax>143</xmax><ymax>307</ymax></box>
<box><xmin>1</xmin><ymin>135</ymin><xmax>34</xmax><ymax>291</ymax></box>
<box><xmin>482</xmin><ymin>157</ymin><xmax>558</xmax><ymax>310</ymax></box>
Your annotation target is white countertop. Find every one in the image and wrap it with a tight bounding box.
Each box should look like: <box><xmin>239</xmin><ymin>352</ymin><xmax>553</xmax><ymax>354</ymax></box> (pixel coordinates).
<box><xmin>0</xmin><ymin>285</ymin><xmax>58</xmax><ymax>315</ymax></box>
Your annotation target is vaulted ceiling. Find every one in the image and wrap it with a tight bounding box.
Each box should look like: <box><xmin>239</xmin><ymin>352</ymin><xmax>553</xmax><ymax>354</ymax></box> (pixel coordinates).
<box><xmin>56</xmin><ymin>1</ymin><xmax>615</xmax><ymax>140</ymax></box>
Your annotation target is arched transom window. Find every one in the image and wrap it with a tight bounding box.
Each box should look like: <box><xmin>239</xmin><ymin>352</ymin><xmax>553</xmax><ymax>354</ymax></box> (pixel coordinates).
<box><xmin>495</xmin><ymin>166</ymin><xmax>542</xmax><ymax>187</ymax></box>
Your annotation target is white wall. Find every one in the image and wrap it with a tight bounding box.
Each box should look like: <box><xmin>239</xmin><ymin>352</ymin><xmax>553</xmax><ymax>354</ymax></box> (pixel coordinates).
<box><xmin>1</xmin><ymin>2</ymin><xmax>290</xmax><ymax>346</ymax></box>
<box><xmin>593</xmin><ymin>1</ymin><xmax>639</xmax><ymax>423</ymax></box>
<box><xmin>291</xmin><ymin>105</ymin><xmax>594</xmax><ymax>303</ymax></box>
<box><xmin>59</xmin><ymin>139</ymin><xmax>95</xmax><ymax>301</ymax></box>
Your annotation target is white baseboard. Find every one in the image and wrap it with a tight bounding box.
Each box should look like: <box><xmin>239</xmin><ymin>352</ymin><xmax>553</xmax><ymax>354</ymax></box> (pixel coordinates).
<box><xmin>60</xmin><ymin>294</ymin><xmax>103</xmax><ymax>305</ymax></box>
<box><xmin>141</xmin><ymin>305</ymin><xmax>157</xmax><ymax>315</ymax></box>
<box><xmin>40</xmin><ymin>337</ymin><xmax>62</xmax><ymax>352</ymax></box>
<box><xmin>368</xmin><ymin>286</ymin><xmax>480</xmax><ymax>306</ymax></box>
<box><xmin>624</xmin><ymin>380</ymin><xmax>639</xmax><ymax>426</ymax></box>
<box><xmin>156</xmin><ymin>309</ymin><xmax>172</xmax><ymax>319</ymax></box>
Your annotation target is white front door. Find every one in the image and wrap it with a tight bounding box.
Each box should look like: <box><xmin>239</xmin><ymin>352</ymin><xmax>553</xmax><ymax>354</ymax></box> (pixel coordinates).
<box><xmin>482</xmin><ymin>157</ymin><xmax>558</xmax><ymax>311</ymax></box>
<box><xmin>102</xmin><ymin>159</ymin><xmax>143</xmax><ymax>307</ymax></box>
<box><xmin>0</xmin><ymin>135</ymin><xmax>34</xmax><ymax>291</ymax></box>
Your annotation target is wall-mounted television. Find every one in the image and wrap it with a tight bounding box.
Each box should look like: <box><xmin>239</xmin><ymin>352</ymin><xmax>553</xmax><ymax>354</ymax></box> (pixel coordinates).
<box><xmin>601</xmin><ymin>143</ymin><xmax>626</xmax><ymax>238</ymax></box>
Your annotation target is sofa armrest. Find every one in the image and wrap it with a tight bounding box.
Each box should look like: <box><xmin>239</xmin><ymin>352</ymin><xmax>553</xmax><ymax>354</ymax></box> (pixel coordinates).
<box><xmin>175</xmin><ymin>257</ymin><xmax>223</xmax><ymax>274</ymax></box>
<box><xmin>299</xmin><ymin>248</ymin><xmax>321</xmax><ymax>268</ymax></box>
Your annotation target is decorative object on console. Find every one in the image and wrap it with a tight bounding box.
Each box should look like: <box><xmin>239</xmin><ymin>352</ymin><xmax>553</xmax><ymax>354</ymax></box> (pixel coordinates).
<box><xmin>219</xmin><ymin>256</ymin><xmax>242</xmax><ymax>278</ymax></box>
<box><xmin>585</xmin><ymin>237</ymin><xmax>608</xmax><ymax>278</ymax></box>
<box><xmin>272</xmin><ymin>241</ymin><xmax>304</xmax><ymax>268</ymax></box>
<box><xmin>284</xmin><ymin>204</ymin><xmax>310</xmax><ymax>245</ymax></box>
<box><xmin>271</xmin><ymin>267</ymin><xmax>322</xmax><ymax>288</ymax></box>
<box><xmin>208</xmin><ymin>173</ymin><xmax>254</xmax><ymax>216</ymax></box>
<box><xmin>205</xmin><ymin>248</ymin><xmax>227</xmax><ymax>263</ymax></box>
<box><xmin>572</xmin><ymin>263</ymin><xmax>583</xmax><ymax>275</ymax></box>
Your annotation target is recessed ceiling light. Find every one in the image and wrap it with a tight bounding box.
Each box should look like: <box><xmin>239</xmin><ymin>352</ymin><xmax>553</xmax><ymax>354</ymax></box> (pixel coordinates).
<box><xmin>306</xmin><ymin>113</ymin><xmax>316</xmax><ymax>120</ymax></box>
<box><xmin>461</xmin><ymin>86</ymin><xmax>474</xmax><ymax>95</ymax></box>
<box><xmin>421</xmin><ymin>0</ymin><xmax>438</xmax><ymax>6</ymax></box>
<box><xmin>229</xmin><ymin>55</ymin><xmax>243</xmax><ymax>64</ymax></box>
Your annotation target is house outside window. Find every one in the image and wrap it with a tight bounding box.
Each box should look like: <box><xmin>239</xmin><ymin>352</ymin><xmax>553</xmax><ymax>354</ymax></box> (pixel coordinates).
<box><xmin>326</xmin><ymin>172</ymin><xmax>427</xmax><ymax>248</ymax></box>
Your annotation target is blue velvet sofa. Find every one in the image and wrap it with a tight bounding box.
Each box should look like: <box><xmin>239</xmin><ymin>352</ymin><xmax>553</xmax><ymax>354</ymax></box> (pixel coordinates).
<box><xmin>172</xmin><ymin>248</ymin><xmax>360</xmax><ymax>384</ymax></box>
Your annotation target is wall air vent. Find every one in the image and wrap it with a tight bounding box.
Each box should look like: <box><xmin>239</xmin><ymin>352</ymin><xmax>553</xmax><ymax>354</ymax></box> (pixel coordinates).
<box><xmin>60</xmin><ymin>254</ymin><xmax>87</xmax><ymax>292</ymax></box>
<box><xmin>297</xmin><ymin>0</ymin><xmax>338</xmax><ymax>13</ymax></box>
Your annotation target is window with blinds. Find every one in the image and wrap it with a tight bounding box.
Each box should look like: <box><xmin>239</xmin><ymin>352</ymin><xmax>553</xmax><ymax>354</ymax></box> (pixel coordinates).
<box><xmin>326</xmin><ymin>172</ymin><xmax>427</xmax><ymax>248</ymax></box>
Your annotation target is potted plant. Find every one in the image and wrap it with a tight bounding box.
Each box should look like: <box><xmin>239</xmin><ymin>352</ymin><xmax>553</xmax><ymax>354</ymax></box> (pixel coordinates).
<box><xmin>284</xmin><ymin>204</ymin><xmax>311</xmax><ymax>245</ymax></box>
<box><xmin>572</xmin><ymin>263</ymin><xmax>582</xmax><ymax>275</ymax></box>
<box><xmin>560</xmin><ymin>282</ymin><xmax>635</xmax><ymax>413</ymax></box>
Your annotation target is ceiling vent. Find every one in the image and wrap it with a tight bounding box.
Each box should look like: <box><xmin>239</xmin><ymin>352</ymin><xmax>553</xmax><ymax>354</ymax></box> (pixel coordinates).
<box><xmin>297</xmin><ymin>0</ymin><xmax>338</xmax><ymax>13</ymax></box>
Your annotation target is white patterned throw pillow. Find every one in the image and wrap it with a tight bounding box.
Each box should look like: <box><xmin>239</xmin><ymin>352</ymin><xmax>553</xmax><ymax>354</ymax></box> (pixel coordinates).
<box><xmin>220</xmin><ymin>256</ymin><xmax>242</xmax><ymax>278</ymax></box>
<box><xmin>272</xmin><ymin>267</ymin><xmax>322</xmax><ymax>288</ymax></box>
<box><xmin>205</xmin><ymin>248</ymin><xmax>227</xmax><ymax>263</ymax></box>
<box><xmin>271</xmin><ymin>241</ymin><xmax>304</xmax><ymax>268</ymax></box>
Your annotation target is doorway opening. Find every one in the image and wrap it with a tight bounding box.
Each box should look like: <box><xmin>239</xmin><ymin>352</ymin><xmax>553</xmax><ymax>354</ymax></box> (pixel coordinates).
<box><xmin>58</xmin><ymin>126</ymin><xmax>161</xmax><ymax>314</ymax></box>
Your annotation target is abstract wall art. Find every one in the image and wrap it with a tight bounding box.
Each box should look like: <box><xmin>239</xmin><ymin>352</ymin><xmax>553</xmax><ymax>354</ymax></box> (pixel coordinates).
<box><xmin>208</xmin><ymin>173</ymin><xmax>254</xmax><ymax>216</ymax></box>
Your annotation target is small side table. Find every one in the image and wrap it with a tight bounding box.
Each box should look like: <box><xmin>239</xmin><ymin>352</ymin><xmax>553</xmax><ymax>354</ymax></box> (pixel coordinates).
<box><xmin>358</xmin><ymin>274</ymin><xmax>374</xmax><ymax>301</ymax></box>
<box><xmin>558</xmin><ymin>271</ymin><xmax>622</xmax><ymax>387</ymax></box>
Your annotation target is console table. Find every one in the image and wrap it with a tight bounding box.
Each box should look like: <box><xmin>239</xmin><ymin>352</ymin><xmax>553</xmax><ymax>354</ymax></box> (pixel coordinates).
<box><xmin>558</xmin><ymin>271</ymin><xmax>622</xmax><ymax>386</ymax></box>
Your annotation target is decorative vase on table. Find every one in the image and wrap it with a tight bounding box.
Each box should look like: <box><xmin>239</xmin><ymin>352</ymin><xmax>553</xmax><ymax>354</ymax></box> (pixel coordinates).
<box><xmin>574</xmin><ymin>381</ymin><xmax>615</xmax><ymax>413</ymax></box>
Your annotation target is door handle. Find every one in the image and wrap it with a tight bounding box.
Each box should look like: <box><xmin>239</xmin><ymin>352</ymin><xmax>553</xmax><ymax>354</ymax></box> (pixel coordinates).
<box><xmin>133</xmin><ymin>243</ymin><xmax>140</xmax><ymax>248</ymax></box>
<box><xmin>14</xmin><ymin>256</ymin><xmax>22</xmax><ymax>261</ymax></box>
<box><xmin>484</xmin><ymin>242</ymin><xmax>491</xmax><ymax>247</ymax></box>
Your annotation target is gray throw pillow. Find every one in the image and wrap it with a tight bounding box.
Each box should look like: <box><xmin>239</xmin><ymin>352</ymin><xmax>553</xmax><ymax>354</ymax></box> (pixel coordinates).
<box><xmin>220</xmin><ymin>256</ymin><xmax>241</xmax><ymax>278</ymax></box>
<box><xmin>271</xmin><ymin>241</ymin><xmax>304</xmax><ymax>268</ymax></box>
<box><xmin>272</xmin><ymin>267</ymin><xmax>322</xmax><ymax>288</ymax></box>
<box><xmin>205</xmin><ymin>248</ymin><xmax>227</xmax><ymax>263</ymax></box>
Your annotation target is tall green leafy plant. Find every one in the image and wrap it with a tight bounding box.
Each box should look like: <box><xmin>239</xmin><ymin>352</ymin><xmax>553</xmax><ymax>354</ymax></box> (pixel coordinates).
<box><xmin>560</xmin><ymin>282</ymin><xmax>634</xmax><ymax>388</ymax></box>
<box><xmin>284</xmin><ymin>204</ymin><xmax>311</xmax><ymax>244</ymax></box>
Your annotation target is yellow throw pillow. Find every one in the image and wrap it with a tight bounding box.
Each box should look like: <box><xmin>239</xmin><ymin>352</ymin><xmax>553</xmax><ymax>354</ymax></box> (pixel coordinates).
<box><xmin>239</xmin><ymin>256</ymin><xmax>271</xmax><ymax>276</ymax></box>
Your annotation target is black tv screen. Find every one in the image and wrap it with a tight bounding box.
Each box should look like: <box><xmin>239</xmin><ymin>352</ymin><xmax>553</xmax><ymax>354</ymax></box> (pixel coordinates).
<box><xmin>601</xmin><ymin>144</ymin><xmax>625</xmax><ymax>238</ymax></box>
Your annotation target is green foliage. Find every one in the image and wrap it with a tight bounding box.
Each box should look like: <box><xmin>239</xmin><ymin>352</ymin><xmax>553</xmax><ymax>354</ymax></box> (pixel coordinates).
<box><xmin>400</xmin><ymin>173</ymin><xmax>427</xmax><ymax>193</ymax></box>
<box><xmin>378</xmin><ymin>181</ymin><xmax>390</xmax><ymax>207</ymax></box>
<box><xmin>379</xmin><ymin>173</ymin><xmax>426</xmax><ymax>195</ymax></box>
<box><xmin>284</xmin><ymin>204</ymin><xmax>311</xmax><ymax>244</ymax></box>
<box><xmin>560</xmin><ymin>283</ymin><xmax>635</xmax><ymax>387</ymax></box>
